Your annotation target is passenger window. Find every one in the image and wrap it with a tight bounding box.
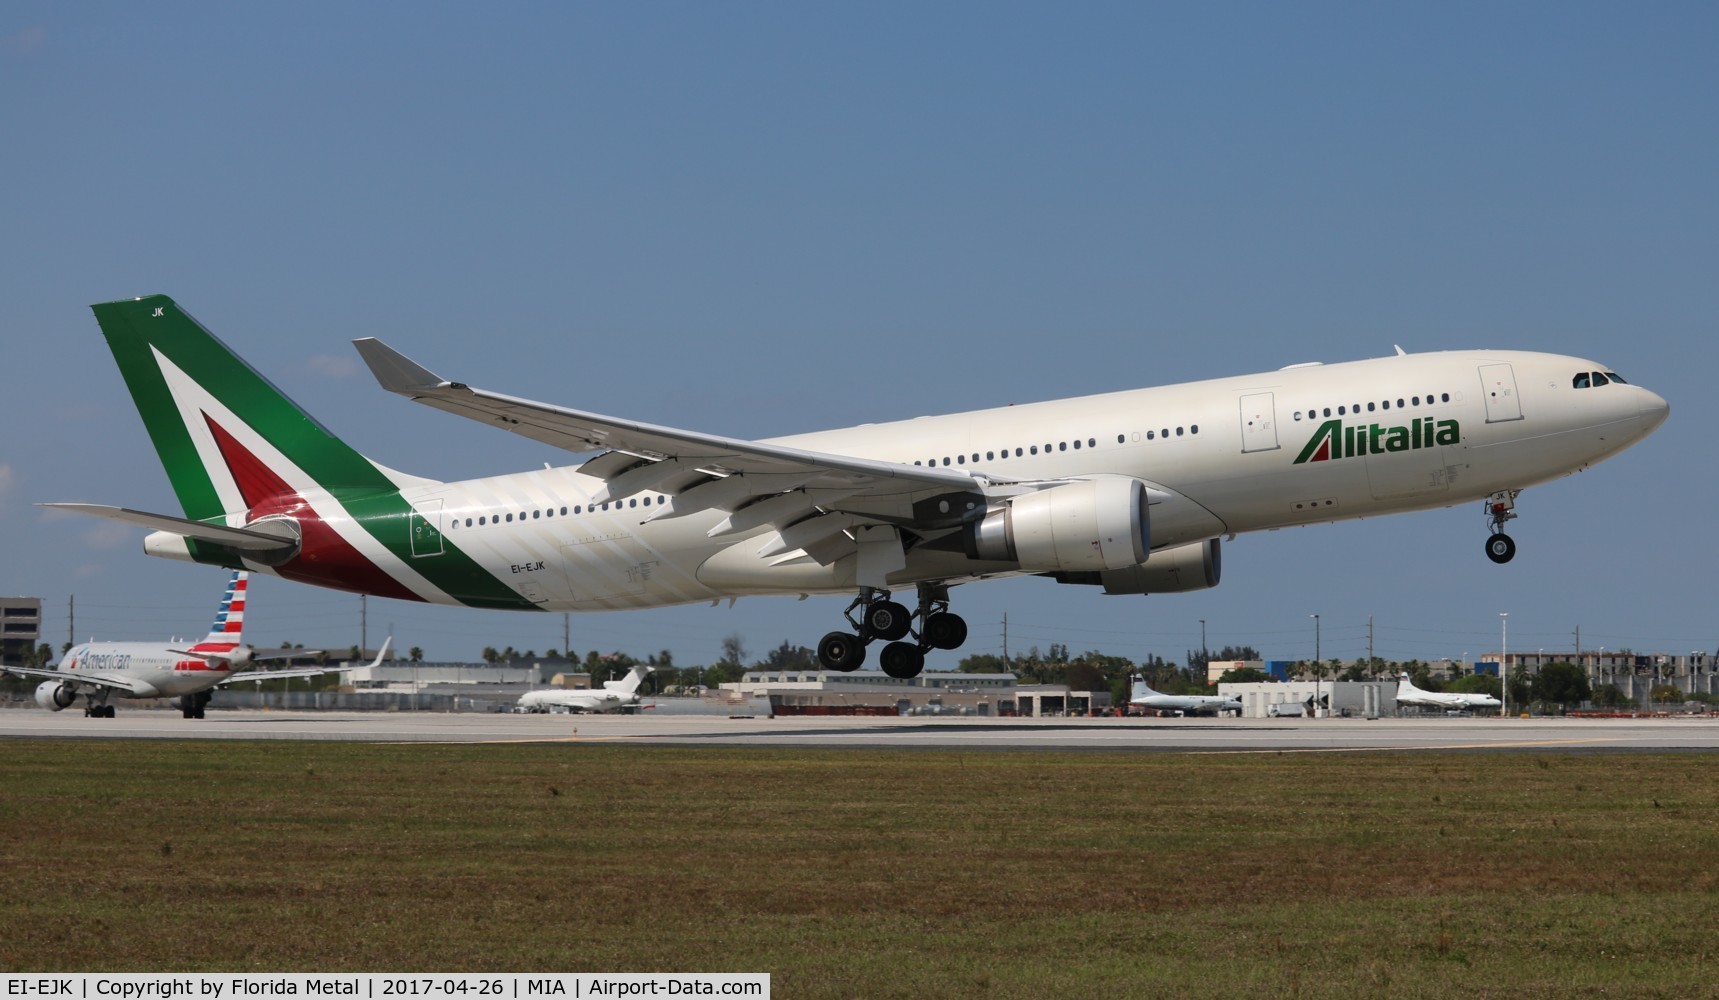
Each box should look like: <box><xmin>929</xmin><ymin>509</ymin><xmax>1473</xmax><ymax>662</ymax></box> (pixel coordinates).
<box><xmin>1367</xmin><ymin>402</ymin><xmax>1376</xmax><ymax>412</ymax></box>
<box><xmin>1176</xmin><ymin>426</ymin><xmax>1184</xmax><ymax>436</ymax></box>
<box><xmin>1293</xmin><ymin>411</ymin><xmax>1302</xmax><ymax>421</ymax></box>
<box><xmin>1058</xmin><ymin>442</ymin><xmax>1067</xmax><ymax>452</ymax></box>
<box><xmin>1072</xmin><ymin>440</ymin><xmax>1080</xmax><ymax>450</ymax></box>
<box><xmin>1322</xmin><ymin>408</ymin><xmax>1331</xmax><ymax>417</ymax></box>
<box><xmin>1338</xmin><ymin>406</ymin><xmax>1346</xmax><ymax>415</ymax></box>
<box><xmin>465</xmin><ymin>518</ymin><xmax>473</xmax><ymax>528</ymax></box>
<box><xmin>1397</xmin><ymin>399</ymin><xmax>1405</xmax><ymax>408</ymax></box>
<box><xmin>1191</xmin><ymin>424</ymin><xmax>1199</xmax><ymax>434</ymax></box>
<box><xmin>561</xmin><ymin>507</ymin><xmax>568</xmax><ymax>516</ymax></box>
<box><xmin>1381</xmin><ymin>400</ymin><xmax>1390</xmax><ymax>410</ymax></box>
<box><xmin>1441</xmin><ymin>393</ymin><xmax>1450</xmax><ymax>402</ymax></box>
<box><xmin>1147</xmin><ymin>431</ymin><xmax>1155</xmax><ymax>440</ymax></box>
<box><xmin>1087</xmin><ymin>438</ymin><xmax>1096</xmax><ymax>447</ymax></box>
<box><xmin>479</xmin><ymin>517</ymin><xmax>487</xmax><ymax>525</ymax></box>
<box><xmin>506</xmin><ymin>513</ymin><xmax>513</xmax><ymax>522</ymax></box>
<box><xmin>986</xmin><ymin>451</ymin><xmax>994</xmax><ymax>460</ymax></box>
<box><xmin>1412</xmin><ymin>396</ymin><xmax>1420</xmax><ymax>406</ymax></box>
<box><xmin>532</xmin><ymin>510</ymin><xmax>540</xmax><ymax>519</ymax></box>
<box><xmin>1117</xmin><ymin>434</ymin><xmax>1125</xmax><ymax>444</ymax></box>
<box><xmin>1015</xmin><ymin>448</ymin><xmax>1023</xmax><ymax>457</ymax></box>
<box><xmin>1160</xmin><ymin>428</ymin><xmax>1169</xmax><ymax>438</ymax></box>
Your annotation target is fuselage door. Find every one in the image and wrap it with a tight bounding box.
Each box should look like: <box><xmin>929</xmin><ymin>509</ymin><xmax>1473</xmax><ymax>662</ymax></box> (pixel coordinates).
<box><xmin>409</xmin><ymin>500</ymin><xmax>445</xmax><ymax>558</ymax></box>
<box><xmin>1239</xmin><ymin>393</ymin><xmax>1280</xmax><ymax>453</ymax></box>
<box><xmin>1478</xmin><ymin>364</ymin><xmax>1523</xmax><ymax>423</ymax></box>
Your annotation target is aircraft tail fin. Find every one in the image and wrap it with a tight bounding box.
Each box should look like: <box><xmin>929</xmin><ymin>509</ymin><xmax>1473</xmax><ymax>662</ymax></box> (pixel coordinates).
<box><xmin>198</xmin><ymin>571</ymin><xmax>249</xmax><ymax>646</ymax></box>
<box><xmin>89</xmin><ymin>295</ymin><xmax>434</xmax><ymax>524</ymax></box>
<box><xmin>603</xmin><ymin>664</ymin><xmax>654</xmax><ymax>695</ymax></box>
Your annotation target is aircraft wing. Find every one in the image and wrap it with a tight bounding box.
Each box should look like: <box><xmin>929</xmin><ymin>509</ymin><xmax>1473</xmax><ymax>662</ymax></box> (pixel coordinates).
<box><xmin>0</xmin><ymin>664</ymin><xmax>152</xmax><ymax>695</ymax></box>
<box><xmin>354</xmin><ymin>339</ymin><xmax>1008</xmax><ymax>560</ymax></box>
<box><xmin>220</xmin><ymin>637</ymin><xmax>391</xmax><ymax>686</ymax></box>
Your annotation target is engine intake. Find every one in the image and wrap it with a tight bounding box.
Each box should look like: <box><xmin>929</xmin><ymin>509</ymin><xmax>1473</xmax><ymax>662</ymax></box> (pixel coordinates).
<box><xmin>964</xmin><ymin>478</ymin><xmax>1149</xmax><ymax>573</ymax></box>
<box><xmin>35</xmin><ymin>681</ymin><xmax>77</xmax><ymax>712</ymax></box>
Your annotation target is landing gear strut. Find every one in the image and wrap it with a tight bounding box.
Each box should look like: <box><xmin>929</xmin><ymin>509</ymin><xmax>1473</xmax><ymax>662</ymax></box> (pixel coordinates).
<box><xmin>84</xmin><ymin>697</ymin><xmax>115</xmax><ymax>719</ymax></box>
<box><xmin>816</xmin><ymin>583</ymin><xmax>968</xmax><ymax>679</ymax></box>
<box><xmin>1484</xmin><ymin>490</ymin><xmax>1520</xmax><ymax>564</ymax></box>
<box><xmin>179</xmin><ymin>690</ymin><xmax>211</xmax><ymax>719</ymax></box>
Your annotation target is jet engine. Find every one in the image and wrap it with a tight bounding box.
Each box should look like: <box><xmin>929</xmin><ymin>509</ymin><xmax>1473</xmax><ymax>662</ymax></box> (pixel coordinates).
<box><xmin>35</xmin><ymin>681</ymin><xmax>77</xmax><ymax>711</ymax></box>
<box><xmin>1051</xmin><ymin>537</ymin><xmax>1223</xmax><ymax>595</ymax></box>
<box><xmin>964</xmin><ymin>478</ymin><xmax>1149</xmax><ymax>573</ymax></box>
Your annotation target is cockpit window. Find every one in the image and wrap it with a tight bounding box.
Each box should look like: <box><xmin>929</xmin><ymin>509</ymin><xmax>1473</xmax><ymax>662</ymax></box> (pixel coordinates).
<box><xmin>1605</xmin><ymin>372</ymin><xmax>1628</xmax><ymax>384</ymax></box>
<box><xmin>1573</xmin><ymin>373</ymin><xmax>1591</xmax><ymax>389</ymax></box>
<box><xmin>1591</xmin><ymin>372</ymin><xmax>1610</xmax><ymax>386</ymax></box>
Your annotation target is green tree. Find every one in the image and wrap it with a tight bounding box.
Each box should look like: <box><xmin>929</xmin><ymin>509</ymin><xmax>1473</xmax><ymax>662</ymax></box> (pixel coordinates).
<box><xmin>1216</xmin><ymin>666</ymin><xmax>1271</xmax><ymax>684</ymax></box>
<box><xmin>957</xmin><ymin>653</ymin><xmax>1008</xmax><ymax>673</ymax></box>
<box><xmin>1530</xmin><ymin>662</ymin><xmax>1590</xmax><ymax>709</ymax></box>
<box><xmin>407</xmin><ymin>646</ymin><xmax>424</xmax><ymax>664</ymax></box>
<box><xmin>720</xmin><ymin>634</ymin><xmax>747</xmax><ymax>667</ymax></box>
<box><xmin>1591</xmin><ymin>684</ymin><xmax>1630</xmax><ymax>709</ymax></box>
<box><xmin>1449</xmin><ymin>673</ymin><xmax>1502</xmax><ymax>698</ymax></box>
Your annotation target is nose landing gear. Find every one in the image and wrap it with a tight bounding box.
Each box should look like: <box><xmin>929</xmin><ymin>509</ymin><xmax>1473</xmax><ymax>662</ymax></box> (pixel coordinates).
<box><xmin>1484</xmin><ymin>490</ymin><xmax>1520</xmax><ymax>564</ymax></box>
<box><xmin>816</xmin><ymin>583</ymin><xmax>968</xmax><ymax>679</ymax></box>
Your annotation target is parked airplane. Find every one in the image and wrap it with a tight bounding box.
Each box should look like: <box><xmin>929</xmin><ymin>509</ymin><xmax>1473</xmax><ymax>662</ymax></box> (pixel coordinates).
<box><xmin>1128</xmin><ymin>677</ymin><xmax>1242</xmax><ymax>716</ymax></box>
<box><xmin>1395</xmin><ymin>675</ymin><xmax>1503</xmax><ymax>712</ymax></box>
<box><xmin>50</xmin><ymin>295</ymin><xmax>1668</xmax><ymax>681</ymax></box>
<box><xmin>516</xmin><ymin>664</ymin><xmax>654</xmax><ymax>714</ymax></box>
<box><xmin>0</xmin><ymin>570</ymin><xmax>390</xmax><ymax>718</ymax></box>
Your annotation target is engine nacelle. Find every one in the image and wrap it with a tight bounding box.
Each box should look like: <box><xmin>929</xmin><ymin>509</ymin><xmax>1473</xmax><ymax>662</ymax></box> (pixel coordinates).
<box><xmin>965</xmin><ymin>478</ymin><xmax>1149</xmax><ymax>573</ymax></box>
<box><xmin>35</xmin><ymin>681</ymin><xmax>77</xmax><ymax>711</ymax></box>
<box><xmin>1052</xmin><ymin>538</ymin><xmax>1223</xmax><ymax>595</ymax></box>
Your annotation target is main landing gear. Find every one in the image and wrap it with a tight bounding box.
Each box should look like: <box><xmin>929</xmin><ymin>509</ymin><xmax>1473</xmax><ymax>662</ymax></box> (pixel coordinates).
<box><xmin>84</xmin><ymin>697</ymin><xmax>115</xmax><ymax>719</ymax></box>
<box><xmin>179</xmin><ymin>691</ymin><xmax>212</xmax><ymax>719</ymax></box>
<box><xmin>817</xmin><ymin>583</ymin><xmax>968</xmax><ymax>680</ymax></box>
<box><xmin>1484</xmin><ymin>490</ymin><xmax>1520</xmax><ymax>565</ymax></box>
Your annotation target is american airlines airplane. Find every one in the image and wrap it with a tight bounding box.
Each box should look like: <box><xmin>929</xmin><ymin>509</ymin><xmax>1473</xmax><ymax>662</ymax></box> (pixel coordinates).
<box><xmin>0</xmin><ymin>570</ymin><xmax>388</xmax><ymax>718</ymax></box>
<box><xmin>50</xmin><ymin>295</ymin><xmax>1668</xmax><ymax>680</ymax></box>
<box><xmin>516</xmin><ymin>664</ymin><xmax>654</xmax><ymax>714</ymax></box>
<box><xmin>1128</xmin><ymin>677</ymin><xmax>1242</xmax><ymax>716</ymax></box>
<box><xmin>1395</xmin><ymin>675</ymin><xmax>1504</xmax><ymax>712</ymax></box>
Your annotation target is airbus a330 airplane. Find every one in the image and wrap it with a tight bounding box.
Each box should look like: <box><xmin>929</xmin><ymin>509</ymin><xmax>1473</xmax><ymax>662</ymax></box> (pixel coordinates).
<box><xmin>1395</xmin><ymin>675</ymin><xmax>1504</xmax><ymax>712</ymax></box>
<box><xmin>49</xmin><ymin>295</ymin><xmax>1667</xmax><ymax>680</ymax></box>
<box><xmin>1</xmin><ymin>570</ymin><xmax>390</xmax><ymax>718</ymax></box>
<box><xmin>1128</xmin><ymin>677</ymin><xmax>1242</xmax><ymax>716</ymax></box>
<box><xmin>516</xmin><ymin>664</ymin><xmax>654</xmax><ymax>714</ymax></box>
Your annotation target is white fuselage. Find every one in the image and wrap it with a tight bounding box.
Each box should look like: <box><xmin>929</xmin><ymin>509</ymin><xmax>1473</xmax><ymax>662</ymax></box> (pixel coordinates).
<box><xmin>232</xmin><ymin>349</ymin><xmax>1665</xmax><ymax>611</ymax></box>
<box><xmin>516</xmin><ymin>688</ymin><xmax>635</xmax><ymax>713</ymax></box>
<box><xmin>55</xmin><ymin>642</ymin><xmax>240</xmax><ymax>699</ymax></box>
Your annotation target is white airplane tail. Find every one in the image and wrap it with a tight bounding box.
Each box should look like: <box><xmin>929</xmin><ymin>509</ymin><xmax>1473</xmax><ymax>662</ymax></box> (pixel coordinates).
<box><xmin>602</xmin><ymin>664</ymin><xmax>654</xmax><ymax>696</ymax></box>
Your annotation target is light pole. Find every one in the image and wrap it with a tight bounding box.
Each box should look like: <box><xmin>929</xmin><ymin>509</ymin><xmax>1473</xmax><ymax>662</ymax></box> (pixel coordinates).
<box><xmin>1310</xmin><ymin>614</ymin><xmax>1321</xmax><ymax>717</ymax></box>
<box><xmin>1500</xmin><ymin>612</ymin><xmax>1509</xmax><ymax>719</ymax></box>
<box><xmin>1199</xmin><ymin>618</ymin><xmax>1207</xmax><ymax>679</ymax></box>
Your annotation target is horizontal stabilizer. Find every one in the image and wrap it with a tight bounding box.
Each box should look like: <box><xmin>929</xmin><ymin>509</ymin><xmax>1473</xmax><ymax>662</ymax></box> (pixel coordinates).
<box><xmin>39</xmin><ymin>504</ymin><xmax>300</xmax><ymax>553</ymax></box>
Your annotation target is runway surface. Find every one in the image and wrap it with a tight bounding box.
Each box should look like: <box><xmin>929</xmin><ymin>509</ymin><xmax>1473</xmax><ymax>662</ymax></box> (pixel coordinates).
<box><xmin>2</xmin><ymin>708</ymin><xmax>1717</xmax><ymax>751</ymax></box>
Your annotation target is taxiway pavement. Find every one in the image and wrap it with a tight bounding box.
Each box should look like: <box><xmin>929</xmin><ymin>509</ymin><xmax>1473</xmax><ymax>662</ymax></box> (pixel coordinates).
<box><xmin>2</xmin><ymin>708</ymin><xmax>1716</xmax><ymax>752</ymax></box>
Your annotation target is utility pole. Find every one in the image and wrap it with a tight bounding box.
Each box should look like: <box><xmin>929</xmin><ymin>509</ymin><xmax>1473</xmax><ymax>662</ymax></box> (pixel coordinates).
<box><xmin>1501</xmin><ymin>612</ymin><xmax>1509</xmax><ymax>719</ymax></box>
<box><xmin>563</xmin><ymin>613</ymin><xmax>571</xmax><ymax>658</ymax></box>
<box><xmin>360</xmin><ymin>594</ymin><xmax>367</xmax><ymax>657</ymax></box>
<box><xmin>1368</xmin><ymin>615</ymin><xmax>1375</xmax><ymax>675</ymax></box>
<box><xmin>1002</xmin><ymin>613</ymin><xmax>1010</xmax><ymax>670</ymax></box>
<box><xmin>67</xmin><ymin>594</ymin><xmax>74</xmax><ymax>651</ymax></box>
<box><xmin>1310</xmin><ymin>613</ymin><xmax>1321</xmax><ymax>717</ymax></box>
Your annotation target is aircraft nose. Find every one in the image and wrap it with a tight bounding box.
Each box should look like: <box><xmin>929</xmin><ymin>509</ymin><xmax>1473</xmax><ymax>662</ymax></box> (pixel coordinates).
<box><xmin>1638</xmin><ymin>388</ymin><xmax>1670</xmax><ymax>433</ymax></box>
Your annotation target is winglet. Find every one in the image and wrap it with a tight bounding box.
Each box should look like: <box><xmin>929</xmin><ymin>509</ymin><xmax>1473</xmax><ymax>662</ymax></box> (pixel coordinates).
<box><xmin>364</xmin><ymin>636</ymin><xmax>393</xmax><ymax>668</ymax></box>
<box><xmin>352</xmin><ymin>338</ymin><xmax>452</xmax><ymax>393</ymax></box>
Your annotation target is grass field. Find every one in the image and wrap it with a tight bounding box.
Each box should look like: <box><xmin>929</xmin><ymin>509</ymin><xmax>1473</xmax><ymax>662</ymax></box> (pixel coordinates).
<box><xmin>2</xmin><ymin>740</ymin><xmax>1716</xmax><ymax>998</ymax></box>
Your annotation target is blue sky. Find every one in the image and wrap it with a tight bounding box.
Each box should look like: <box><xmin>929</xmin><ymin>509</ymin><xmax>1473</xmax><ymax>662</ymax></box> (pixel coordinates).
<box><xmin>3</xmin><ymin>3</ymin><xmax>1715</xmax><ymax>668</ymax></box>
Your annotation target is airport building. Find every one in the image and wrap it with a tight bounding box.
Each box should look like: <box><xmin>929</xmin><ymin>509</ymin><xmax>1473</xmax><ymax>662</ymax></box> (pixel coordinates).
<box><xmin>1219</xmin><ymin>680</ymin><xmax>1397</xmax><ymax>719</ymax></box>
<box><xmin>725</xmin><ymin>669</ymin><xmax>1104</xmax><ymax>716</ymax></box>
<box><xmin>0</xmin><ymin>597</ymin><xmax>41</xmax><ymax>664</ymax></box>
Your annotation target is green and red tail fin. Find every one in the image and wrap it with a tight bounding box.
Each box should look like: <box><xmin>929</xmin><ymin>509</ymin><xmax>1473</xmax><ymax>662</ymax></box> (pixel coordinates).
<box><xmin>90</xmin><ymin>294</ymin><xmax>433</xmax><ymax>522</ymax></box>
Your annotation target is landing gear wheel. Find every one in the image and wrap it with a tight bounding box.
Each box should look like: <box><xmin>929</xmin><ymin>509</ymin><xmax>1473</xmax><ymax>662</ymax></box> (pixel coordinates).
<box><xmin>922</xmin><ymin>612</ymin><xmax>968</xmax><ymax>651</ymax></box>
<box><xmin>817</xmin><ymin>631</ymin><xmax>867</xmax><ymax>672</ymax></box>
<box><xmin>863</xmin><ymin>601</ymin><xmax>912</xmax><ymax>642</ymax></box>
<box><xmin>1485</xmin><ymin>532</ymin><xmax>1516</xmax><ymax>564</ymax></box>
<box><xmin>879</xmin><ymin>642</ymin><xmax>926</xmax><ymax>680</ymax></box>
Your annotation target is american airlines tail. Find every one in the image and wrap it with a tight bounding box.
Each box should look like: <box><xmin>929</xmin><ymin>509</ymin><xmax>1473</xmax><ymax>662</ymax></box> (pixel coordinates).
<box><xmin>193</xmin><ymin>571</ymin><xmax>248</xmax><ymax>651</ymax></box>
